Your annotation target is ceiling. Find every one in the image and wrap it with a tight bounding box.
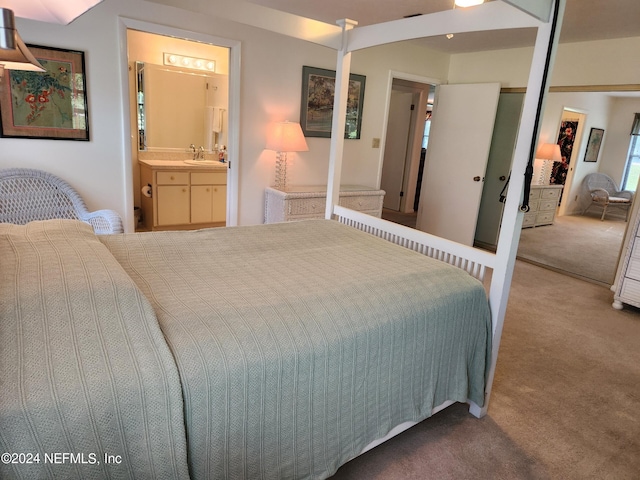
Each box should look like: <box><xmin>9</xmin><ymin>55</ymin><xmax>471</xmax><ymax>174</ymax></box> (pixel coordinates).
<box><xmin>246</xmin><ymin>0</ymin><xmax>640</xmax><ymax>54</ymax></box>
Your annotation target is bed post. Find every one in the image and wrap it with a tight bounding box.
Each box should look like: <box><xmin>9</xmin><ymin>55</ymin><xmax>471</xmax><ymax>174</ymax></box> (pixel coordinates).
<box><xmin>325</xmin><ymin>19</ymin><xmax>358</xmax><ymax>219</ymax></box>
<box><xmin>469</xmin><ymin>0</ymin><xmax>565</xmax><ymax>418</ymax></box>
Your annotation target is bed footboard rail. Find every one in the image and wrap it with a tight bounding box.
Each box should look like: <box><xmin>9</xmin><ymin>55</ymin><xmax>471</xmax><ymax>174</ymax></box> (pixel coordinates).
<box><xmin>333</xmin><ymin>205</ymin><xmax>496</xmax><ymax>282</ymax></box>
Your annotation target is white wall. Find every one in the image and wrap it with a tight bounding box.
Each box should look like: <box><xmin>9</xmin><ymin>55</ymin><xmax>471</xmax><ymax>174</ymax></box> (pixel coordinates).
<box><xmin>1</xmin><ymin>0</ymin><xmax>452</xmax><ymax>228</ymax></box>
<box><xmin>449</xmin><ymin>37</ymin><xmax>640</xmax><ymax>88</ymax></box>
<box><xmin>599</xmin><ymin>98</ymin><xmax>640</xmax><ymax>185</ymax></box>
<box><xmin>3</xmin><ymin>2</ymin><xmax>639</xmax><ymax>228</ymax></box>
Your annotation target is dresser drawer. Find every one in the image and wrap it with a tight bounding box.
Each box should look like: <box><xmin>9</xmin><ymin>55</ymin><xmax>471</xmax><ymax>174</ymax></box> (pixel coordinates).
<box><xmin>538</xmin><ymin>199</ymin><xmax>558</xmax><ymax>212</ymax></box>
<box><xmin>528</xmin><ymin>189</ymin><xmax>541</xmax><ymax>201</ymax></box>
<box><xmin>339</xmin><ymin>195</ymin><xmax>382</xmax><ymax>212</ymax></box>
<box><xmin>157</xmin><ymin>171</ymin><xmax>189</xmax><ymax>185</ymax></box>
<box><xmin>540</xmin><ymin>187</ymin><xmax>561</xmax><ymax>201</ymax></box>
<box><xmin>535</xmin><ymin>211</ymin><xmax>555</xmax><ymax>225</ymax></box>
<box><xmin>191</xmin><ymin>172</ymin><xmax>226</xmax><ymax>185</ymax></box>
<box><xmin>287</xmin><ymin>197</ymin><xmax>326</xmax><ymax>216</ymax></box>
<box><xmin>625</xmin><ymin>256</ymin><xmax>640</xmax><ymax>281</ymax></box>
<box><xmin>620</xmin><ymin>276</ymin><xmax>640</xmax><ymax>301</ymax></box>
<box><xmin>522</xmin><ymin>212</ymin><xmax>536</xmax><ymax>227</ymax></box>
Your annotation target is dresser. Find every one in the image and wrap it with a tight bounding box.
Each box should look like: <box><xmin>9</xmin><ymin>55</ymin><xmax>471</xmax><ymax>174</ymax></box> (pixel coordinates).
<box><xmin>264</xmin><ymin>185</ymin><xmax>385</xmax><ymax>223</ymax></box>
<box><xmin>522</xmin><ymin>184</ymin><xmax>563</xmax><ymax>228</ymax></box>
<box><xmin>613</xmin><ymin>202</ymin><xmax>640</xmax><ymax>309</ymax></box>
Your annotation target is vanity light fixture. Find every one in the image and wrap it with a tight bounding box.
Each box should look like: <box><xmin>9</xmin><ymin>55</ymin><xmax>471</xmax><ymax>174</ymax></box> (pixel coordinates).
<box><xmin>0</xmin><ymin>8</ymin><xmax>45</xmax><ymax>80</ymax></box>
<box><xmin>163</xmin><ymin>53</ymin><xmax>215</xmax><ymax>73</ymax></box>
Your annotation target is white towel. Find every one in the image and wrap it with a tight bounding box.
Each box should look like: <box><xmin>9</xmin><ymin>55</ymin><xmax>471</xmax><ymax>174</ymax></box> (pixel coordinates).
<box><xmin>210</xmin><ymin>106</ymin><xmax>222</xmax><ymax>133</ymax></box>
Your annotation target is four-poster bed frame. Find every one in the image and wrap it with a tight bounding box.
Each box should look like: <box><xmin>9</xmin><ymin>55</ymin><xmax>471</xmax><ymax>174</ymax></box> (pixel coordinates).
<box><xmin>325</xmin><ymin>0</ymin><xmax>565</xmax><ymax>419</ymax></box>
<box><xmin>150</xmin><ymin>0</ymin><xmax>565</xmax><ymax>419</ymax></box>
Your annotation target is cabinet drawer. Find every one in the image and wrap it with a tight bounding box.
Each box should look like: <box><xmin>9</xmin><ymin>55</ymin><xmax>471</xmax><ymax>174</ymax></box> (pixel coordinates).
<box><xmin>191</xmin><ymin>172</ymin><xmax>226</xmax><ymax>185</ymax></box>
<box><xmin>536</xmin><ymin>211</ymin><xmax>555</xmax><ymax>225</ymax></box>
<box><xmin>620</xmin><ymin>276</ymin><xmax>640</xmax><ymax>301</ymax></box>
<box><xmin>538</xmin><ymin>199</ymin><xmax>558</xmax><ymax>212</ymax></box>
<box><xmin>522</xmin><ymin>212</ymin><xmax>536</xmax><ymax>227</ymax></box>
<box><xmin>157</xmin><ymin>171</ymin><xmax>189</xmax><ymax>185</ymax></box>
<box><xmin>540</xmin><ymin>188</ymin><xmax>561</xmax><ymax>201</ymax></box>
<box><xmin>339</xmin><ymin>194</ymin><xmax>382</xmax><ymax>211</ymax></box>
<box><xmin>529</xmin><ymin>189</ymin><xmax>541</xmax><ymax>201</ymax></box>
<box><xmin>287</xmin><ymin>197</ymin><xmax>325</xmax><ymax>216</ymax></box>
<box><xmin>625</xmin><ymin>256</ymin><xmax>640</xmax><ymax>281</ymax></box>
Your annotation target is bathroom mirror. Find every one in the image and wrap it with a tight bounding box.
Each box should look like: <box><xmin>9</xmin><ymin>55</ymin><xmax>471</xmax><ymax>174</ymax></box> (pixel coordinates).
<box><xmin>136</xmin><ymin>61</ymin><xmax>228</xmax><ymax>152</ymax></box>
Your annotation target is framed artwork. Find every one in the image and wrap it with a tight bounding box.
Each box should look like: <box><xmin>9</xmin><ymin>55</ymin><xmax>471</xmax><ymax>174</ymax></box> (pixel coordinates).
<box><xmin>583</xmin><ymin>127</ymin><xmax>604</xmax><ymax>163</ymax></box>
<box><xmin>0</xmin><ymin>45</ymin><xmax>90</xmax><ymax>140</ymax></box>
<box><xmin>550</xmin><ymin>119</ymin><xmax>579</xmax><ymax>185</ymax></box>
<box><xmin>300</xmin><ymin>65</ymin><xmax>366</xmax><ymax>139</ymax></box>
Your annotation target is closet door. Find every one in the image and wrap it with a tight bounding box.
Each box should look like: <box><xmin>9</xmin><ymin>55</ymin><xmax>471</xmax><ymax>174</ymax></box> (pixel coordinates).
<box><xmin>415</xmin><ymin>83</ymin><xmax>500</xmax><ymax>246</ymax></box>
<box><xmin>474</xmin><ymin>92</ymin><xmax>525</xmax><ymax>248</ymax></box>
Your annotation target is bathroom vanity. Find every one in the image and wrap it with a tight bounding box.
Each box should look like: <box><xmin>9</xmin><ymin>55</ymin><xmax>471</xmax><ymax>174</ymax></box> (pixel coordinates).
<box><xmin>139</xmin><ymin>159</ymin><xmax>227</xmax><ymax>231</ymax></box>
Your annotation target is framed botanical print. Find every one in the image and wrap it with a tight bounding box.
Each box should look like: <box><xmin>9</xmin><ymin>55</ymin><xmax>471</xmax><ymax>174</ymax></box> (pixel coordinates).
<box><xmin>0</xmin><ymin>45</ymin><xmax>90</xmax><ymax>140</ymax></box>
<box><xmin>583</xmin><ymin>127</ymin><xmax>604</xmax><ymax>163</ymax></box>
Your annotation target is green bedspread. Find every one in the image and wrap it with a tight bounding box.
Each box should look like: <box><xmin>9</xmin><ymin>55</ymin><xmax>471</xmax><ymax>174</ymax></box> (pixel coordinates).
<box><xmin>101</xmin><ymin>219</ymin><xmax>491</xmax><ymax>480</ymax></box>
<box><xmin>0</xmin><ymin>220</ymin><xmax>190</xmax><ymax>480</ymax></box>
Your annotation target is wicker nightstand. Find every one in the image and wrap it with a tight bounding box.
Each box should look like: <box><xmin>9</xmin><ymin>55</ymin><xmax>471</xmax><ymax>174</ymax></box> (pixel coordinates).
<box><xmin>264</xmin><ymin>185</ymin><xmax>385</xmax><ymax>223</ymax></box>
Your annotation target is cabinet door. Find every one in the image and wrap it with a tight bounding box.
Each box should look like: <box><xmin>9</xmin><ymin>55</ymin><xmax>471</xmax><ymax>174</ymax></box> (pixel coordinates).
<box><xmin>191</xmin><ymin>185</ymin><xmax>214</xmax><ymax>223</ymax></box>
<box><xmin>212</xmin><ymin>185</ymin><xmax>226</xmax><ymax>222</ymax></box>
<box><xmin>157</xmin><ymin>185</ymin><xmax>190</xmax><ymax>225</ymax></box>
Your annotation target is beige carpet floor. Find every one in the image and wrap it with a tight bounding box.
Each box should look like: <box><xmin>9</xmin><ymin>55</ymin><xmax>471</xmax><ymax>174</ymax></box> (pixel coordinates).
<box><xmin>517</xmin><ymin>211</ymin><xmax>627</xmax><ymax>286</ymax></box>
<box><xmin>330</xmin><ymin>260</ymin><xmax>640</xmax><ymax>479</ymax></box>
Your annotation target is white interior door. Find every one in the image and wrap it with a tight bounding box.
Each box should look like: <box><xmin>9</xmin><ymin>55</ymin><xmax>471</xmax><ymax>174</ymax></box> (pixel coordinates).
<box><xmin>381</xmin><ymin>91</ymin><xmax>413</xmax><ymax>210</ymax></box>
<box><xmin>416</xmin><ymin>83</ymin><xmax>501</xmax><ymax>246</ymax></box>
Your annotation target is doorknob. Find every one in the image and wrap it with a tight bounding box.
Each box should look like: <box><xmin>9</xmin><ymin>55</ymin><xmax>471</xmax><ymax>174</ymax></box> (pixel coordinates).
<box><xmin>499</xmin><ymin>176</ymin><xmax>506</xmax><ymax>181</ymax></box>
<box><xmin>473</xmin><ymin>176</ymin><xmax>482</xmax><ymax>182</ymax></box>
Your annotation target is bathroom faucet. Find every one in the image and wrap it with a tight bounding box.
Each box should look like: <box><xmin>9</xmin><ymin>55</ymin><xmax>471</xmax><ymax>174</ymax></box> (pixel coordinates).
<box><xmin>189</xmin><ymin>144</ymin><xmax>197</xmax><ymax>160</ymax></box>
<box><xmin>198</xmin><ymin>146</ymin><xmax>205</xmax><ymax>160</ymax></box>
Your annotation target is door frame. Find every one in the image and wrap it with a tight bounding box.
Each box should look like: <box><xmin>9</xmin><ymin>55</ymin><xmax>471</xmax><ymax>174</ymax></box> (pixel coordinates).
<box><xmin>378</xmin><ymin>71</ymin><xmax>441</xmax><ymax>214</ymax></box>
<box><xmin>556</xmin><ymin>107</ymin><xmax>587</xmax><ymax>217</ymax></box>
<box><xmin>117</xmin><ymin>17</ymin><xmax>241</xmax><ymax>230</ymax></box>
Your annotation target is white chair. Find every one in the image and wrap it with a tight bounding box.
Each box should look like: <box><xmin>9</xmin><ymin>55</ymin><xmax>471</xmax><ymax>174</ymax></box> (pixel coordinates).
<box><xmin>583</xmin><ymin>173</ymin><xmax>634</xmax><ymax>221</ymax></box>
<box><xmin>0</xmin><ymin>168</ymin><xmax>123</xmax><ymax>234</ymax></box>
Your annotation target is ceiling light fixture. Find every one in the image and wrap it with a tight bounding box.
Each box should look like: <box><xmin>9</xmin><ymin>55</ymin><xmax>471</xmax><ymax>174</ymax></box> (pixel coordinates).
<box><xmin>454</xmin><ymin>0</ymin><xmax>485</xmax><ymax>7</ymax></box>
<box><xmin>163</xmin><ymin>53</ymin><xmax>215</xmax><ymax>73</ymax></box>
<box><xmin>0</xmin><ymin>8</ymin><xmax>45</xmax><ymax>80</ymax></box>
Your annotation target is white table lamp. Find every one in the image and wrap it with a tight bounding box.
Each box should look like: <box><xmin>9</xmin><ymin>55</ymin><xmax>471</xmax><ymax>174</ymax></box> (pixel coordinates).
<box><xmin>266</xmin><ymin>121</ymin><xmax>309</xmax><ymax>190</ymax></box>
<box><xmin>535</xmin><ymin>143</ymin><xmax>562</xmax><ymax>185</ymax></box>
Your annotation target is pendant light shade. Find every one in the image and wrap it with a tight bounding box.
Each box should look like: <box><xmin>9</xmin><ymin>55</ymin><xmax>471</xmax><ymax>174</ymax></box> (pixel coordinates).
<box><xmin>1</xmin><ymin>0</ymin><xmax>104</xmax><ymax>25</ymax></box>
<box><xmin>0</xmin><ymin>8</ymin><xmax>45</xmax><ymax>76</ymax></box>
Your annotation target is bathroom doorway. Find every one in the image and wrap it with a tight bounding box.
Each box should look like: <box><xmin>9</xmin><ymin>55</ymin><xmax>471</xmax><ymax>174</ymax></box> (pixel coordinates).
<box><xmin>120</xmin><ymin>18</ymin><xmax>241</xmax><ymax>230</ymax></box>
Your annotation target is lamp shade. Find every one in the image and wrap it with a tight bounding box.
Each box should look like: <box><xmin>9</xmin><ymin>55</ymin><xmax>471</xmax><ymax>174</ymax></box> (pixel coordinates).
<box><xmin>266</xmin><ymin>122</ymin><xmax>309</xmax><ymax>153</ymax></box>
<box><xmin>0</xmin><ymin>8</ymin><xmax>44</xmax><ymax>73</ymax></box>
<box><xmin>535</xmin><ymin>143</ymin><xmax>562</xmax><ymax>162</ymax></box>
<box><xmin>3</xmin><ymin>0</ymin><xmax>104</xmax><ymax>25</ymax></box>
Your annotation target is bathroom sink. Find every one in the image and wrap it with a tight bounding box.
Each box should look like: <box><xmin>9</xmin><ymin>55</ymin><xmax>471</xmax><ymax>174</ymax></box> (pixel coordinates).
<box><xmin>183</xmin><ymin>159</ymin><xmax>224</xmax><ymax>166</ymax></box>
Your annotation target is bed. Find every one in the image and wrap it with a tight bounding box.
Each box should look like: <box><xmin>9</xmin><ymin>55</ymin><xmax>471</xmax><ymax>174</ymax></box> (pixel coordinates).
<box><xmin>2</xmin><ymin>218</ymin><xmax>490</xmax><ymax>479</ymax></box>
<box><xmin>1</xmin><ymin>1</ymin><xmax>564</xmax><ymax>478</ymax></box>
